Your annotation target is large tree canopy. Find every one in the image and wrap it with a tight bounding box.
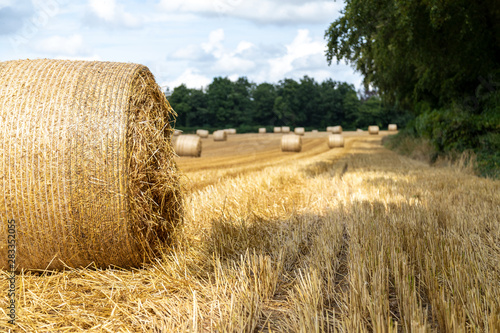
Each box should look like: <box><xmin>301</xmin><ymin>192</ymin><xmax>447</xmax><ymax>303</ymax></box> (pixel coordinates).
<box><xmin>325</xmin><ymin>0</ymin><xmax>500</xmax><ymax>111</ymax></box>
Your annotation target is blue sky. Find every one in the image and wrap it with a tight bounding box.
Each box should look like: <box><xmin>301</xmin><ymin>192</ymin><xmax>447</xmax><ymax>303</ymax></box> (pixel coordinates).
<box><xmin>0</xmin><ymin>0</ymin><xmax>362</xmax><ymax>90</ymax></box>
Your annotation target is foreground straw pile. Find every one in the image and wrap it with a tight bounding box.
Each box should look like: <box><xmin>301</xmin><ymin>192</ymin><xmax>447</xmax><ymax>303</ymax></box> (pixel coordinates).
<box><xmin>1</xmin><ymin>134</ymin><xmax>497</xmax><ymax>332</ymax></box>
<box><xmin>0</xmin><ymin>59</ymin><xmax>182</xmax><ymax>270</ymax></box>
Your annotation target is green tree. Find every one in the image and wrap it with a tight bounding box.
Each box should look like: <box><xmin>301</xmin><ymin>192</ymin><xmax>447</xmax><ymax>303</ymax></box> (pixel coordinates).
<box><xmin>253</xmin><ymin>83</ymin><xmax>277</xmax><ymax>126</ymax></box>
<box><xmin>274</xmin><ymin>78</ymin><xmax>302</xmax><ymax>125</ymax></box>
<box><xmin>206</xmin><ymin>77</ymin><xmax>235</xmax><ymax>127</ymax></box>
<box><xmin>325</xmin><ymin>0</ymin><xmax>500</xmax><ymax>110</ymax></box>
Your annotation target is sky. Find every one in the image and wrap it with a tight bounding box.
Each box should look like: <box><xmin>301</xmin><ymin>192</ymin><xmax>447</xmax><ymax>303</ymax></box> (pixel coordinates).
<box><xmin>0</xmin><ymin>0</ymin><xmax>362</xmax><ymax>91</ymax></box>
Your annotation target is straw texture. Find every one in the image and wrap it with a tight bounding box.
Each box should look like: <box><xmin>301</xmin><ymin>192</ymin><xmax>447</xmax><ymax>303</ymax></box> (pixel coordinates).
<box><xmin>281</xmin><ymin>134</ymin><xmax>302</xmax><ymax>152</ymax></box>
<box><xmin>274</xmin><ymin>127</ymin><xmax>282</xmax><ymax>133</ymax></box>
<box><xmin>332</xmin><ymin>126</ymin><xmax>342</xmax><ymax>134</ymax></box>
<box><xmin>259</xmin><ymin>128</ymin><xmax>266</xmax><ymax>134</ymax></box>
<box><xmin>368</xmin><ymin>126</ymin><xmax>380</xmax><ymax>135</ymax></box>
<box><xmin>328</xmin><ymin>134</ymin><xmax>345</xmax><ymax>148</ymax></box>
<box><xmin>294</xmin><ymin>127</ymin><xmax>305</xmax><ymax>136</ymax></box>
<box><xmin>196</xmin><ymin>129</ymin><xmax>209</xmax><ymax>138</ymax></box>
<box><xmin>213</xmin><ymin>130</ymin><xmax>227</xmax><ymax>141</ymax></box>
<box><xmin>0</xmin><ymin>59</ymin><xmax>182</xmax><ymax>270</ymax></box>
<box><xmin>388</xmin><ymin>124</ymin><xmax>398</xmax><ymax>131</ymax></box>
<box><xmin>174</xmin><ymin>135</ymin><xmax>202</xmax><ymax>157</ymax></box>
<box><xmin>281</xmin><ymin>126</ymin><xmax>290</xmax><ymax>133</ymax></box>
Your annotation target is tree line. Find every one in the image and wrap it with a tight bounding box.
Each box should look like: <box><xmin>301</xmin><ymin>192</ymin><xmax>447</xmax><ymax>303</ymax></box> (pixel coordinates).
<box><xmin>325</xmin><ymin>0</ymin><xmax>500</xmax><ymax>177</ymax></box>
<box><xmin>168</xmin><ymin>76</ymin><xmax>410</xmax><ymax>132</ymax></box>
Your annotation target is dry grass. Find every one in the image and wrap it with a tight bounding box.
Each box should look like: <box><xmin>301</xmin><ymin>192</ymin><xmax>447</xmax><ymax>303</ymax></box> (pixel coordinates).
<box><xmin>0</xmin><ymin>131</ymin><xmax>498</xmax><ymax>332</ymax></box>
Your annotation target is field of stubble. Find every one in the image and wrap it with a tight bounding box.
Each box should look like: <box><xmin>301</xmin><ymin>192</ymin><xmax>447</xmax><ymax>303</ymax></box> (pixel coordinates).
<box><xmin>1</xmin><ymin>131</ymin><xmax>499</xmax><ymax>332</ymax></box>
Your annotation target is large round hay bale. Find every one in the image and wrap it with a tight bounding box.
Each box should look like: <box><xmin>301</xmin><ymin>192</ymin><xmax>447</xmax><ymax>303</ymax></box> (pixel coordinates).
<box><xmin>175</xmin><ymin>135</ymin><xmax>202</xmax><ymax>157</ymax></box>
<box><xmin>0</xmin><ymin>59</ymin><xmax>182</xmax><ymax>270</ymax></box>
<box><xmin>294</xmin><ymin>127</ymin><xmax>305</xmax><ymax>136</ymax></box>
<box><xmin>281</xmin><ymin>126</ymin><xmax>290</xmax><ymax>133</ymax></box>
<box><xmin>368</xmin><ymin>125</ymin><xmax>380</xmax><ymax>135</ymax></box>
<box><xmin>388</xmin><ymin>124</ymin><xmax>398</xmax><ymax>131</ymax></box>
<box><xmin>196</xmin><ymin>129</ymin><xmax>209</xmax><ymax>138</ymax></box>
<box><xmin>259</xmin><ymin>128</ymin><xmax>266</xmax><ymax>134</ymax></box>
<box><xmin>281</xmin><ymin>134</ymin><xmax>302</xmax><ymax>152</ymax></box>
<box><xmin>213</xmin><ymin>130</ymin><xmax>227</xmax><ymax>141</ymax></box>
<box><xmin>274</xmin><ymin>127</ymin><xmax>282</xmax><ymax>133</ymax></box>
<box><xmin>328</xmin><ymin>134</ymin><xmax>344</xmax><ymax>148</ymax></box>
<box><xmin>332</xmin><ymin>126</ymin><xmax>342</xmax><ymax>134</ymax></box>
<box><xmin>226</xmin><ymin>128</ymin><xmax>237</xmax><ymax>135</ymax></box>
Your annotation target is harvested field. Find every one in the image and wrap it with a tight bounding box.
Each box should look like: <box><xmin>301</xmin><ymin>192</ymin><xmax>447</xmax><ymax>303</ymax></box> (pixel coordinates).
<box><xmin>1</xmin><ymin>130</ymin><xmax>499</xmax><ymax>332</ymax></box>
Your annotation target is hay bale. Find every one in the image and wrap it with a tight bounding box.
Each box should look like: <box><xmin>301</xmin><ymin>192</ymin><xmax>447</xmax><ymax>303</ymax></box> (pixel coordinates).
<box><xmin>332</xmin><ymin>126</ymin><xmax>342</xmax><ymax>134</ymax></box>
<box><xmin>196</xmin><ymin>129</ymin><xmax>209</xmax><ymax>138</ymax></box>
<box><xmin>173</xmin><ymin>129</ymin><xmax>183</xmax><ymax>136</ymax></box>
<box><xmin>0</xmin><ymin>59</ymin><xmax>182</xmax><ymax>270</ymax></box>
<box><xmin>281</xmin><ymin>126</ymin><xmax>290</xmax><ymax>133</ymax></box>
<box><xmin>213</xmin><ymin>130</ymin><xmax>227</xmax><ymax>141</ymax></box>
<box><xmin>388</xmin><ymin>124</ymin><xmax>398</xmax><ymax>131</ymax></box>
<box><xmin>274</xmin><ymin>127</ymin><xmax>282</xmax><ymax>133</ymax></box>
<box><xmin>312</xmin><ymin>129</ymin><xmax>318</xmax><ymax>133</ymax></box>
<box><xmin>281</xmin><ymin>134</ymin><xmax>302</xmax><ymax>152</ymax></box>
<box><xmin>328</xmin><ymin>134</ymin><xmax>344</xmax><ymax>148</ymax></box>
<box><xmin>357</xmin><ymin>128</ymin><xmax>363</xmax><ymax>132</ymax></box>
<box><xmin>259</xmin><ymin>128</ymin><xmax>266</xmax><ymax>134</ymax></box>
<box><xmin>226</xmin><ymin>128</ymin><xmax>237</xmax><ymax>135</ymax></box>
<box><xmin>294</xmin><ymin>127</ymin><xmax>305</xmax><ymax>136</ymax></box>
<box><xmin>368</xmin><ymin>125</ymin><xmax>380</xmax><ymax>135</ymax></box>
<box><xmin>326</xmin><ymin>126</ymin><xmax>334</xmax><ymax>132</ymax></box>
<box><xmin>175</xmin><ymin>135</ymin><xmax>202</xmax><ymax>157</ymax></box>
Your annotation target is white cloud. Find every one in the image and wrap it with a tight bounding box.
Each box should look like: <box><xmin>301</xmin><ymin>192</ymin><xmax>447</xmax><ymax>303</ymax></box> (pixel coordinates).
<box><xmin>86</xmin><ymin>0</ymin><xmax>142</xmax><ymax>28</ymax></box>
<box><xmin>33</xmin><ymin>34</ymin><xmax>90</xmax><ymax>56</ymax></box>
<box><xmin>158</xmin><ymin>0</ymin><xmax>343</xmax><ymax>25</ymax></box>
<box><xmin>89</xmin><ymin>0</ymin><xmax>115</xmax><ymax>21</ymax></box>
<box><xmin>213</xmin><ymin>54</ymin><xmax>255</xmax><ymax>72</ymax></box>
<box><xmin>171</xmin><ymin>44</ymin><xmax>212</xmax><ymax>61</ymax></box>
<box><xmin>162</xmin><ymin>68</ymin><xmax>212</xmax><ymax>89</ymax></box>
<box><xmin>173</xmin><ymin>28</ymin><xmax>256</xmax><ymax>76</ymax></box>
<box><xmin>201</xmin><ymin>28</ymin><xmax>224</xmax><ymax>56</ymax></box>
<box><xmin>235</xmin><ymin>41</ymin><xmax>254</xmax><ymax>54</ymax></box>
<box><xmin>267</xmin><ymin>29</ymin><xmax>325</xmax><ymax>81</ymax></box>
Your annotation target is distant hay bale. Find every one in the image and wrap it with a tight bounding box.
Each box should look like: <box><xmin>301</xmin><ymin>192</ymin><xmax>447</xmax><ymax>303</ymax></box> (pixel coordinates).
<box><xmin>0</xmin><ymin>59</ymin><xmax>182</xmax><ymax>270</ymax></box>
<box><xmin>312</xmin><ymin>129</ymin><xmax>318</xmax><ymax>133</ymax></box>
<box><xmin>213</xmin><ymin>130</ymin><xmax>227</xmax><ymax>141</ymax></box>
<box><xmin>259</xmin><ymin>128</ymin><xmax>266</xmax><ymax>134</ymax></box>
<box><xmin>196</xmin><ymin>129</ymin><xmax>209</xmax><ymax>138</ymax></box>
<box><xmin>332</xmin><ymin>126</ymin><xmax>342</xmax><ymax>134</ymax></box>
<box><xmin>368</xmin><ymin>126</ymin><xmax>380</xmax><ymax>135</ymax></box>
<box><xmin>274</xmin><ymin>127</ymin><xmax>282</xmax><ymax>133</ymax></box>
<box><xmin>294</xmin><ymin>127</ymin><xmax>305</xmax><ymax>136</ymax></box>
<box><xmin>281</xmin><ymin>134</ymin><xmax>302</xmax><ymax>152</ymax></box>
<box><xmin>326</xmin><ymin>126</ymin><xmax>334</xmax><ymax>132</ymax></box>
<box><xmin>357</xmin><ymin>129</ymin><xmax>363</xmax><ymax>132</ymax></box>
<box><xmin>281</xmin><ymin>126</ymin><xmax>290</xmax><ymax>133</ymax></box>
<box><xmin>328</xmin><ymin>134</ymin><xmax>345</xmax><ymax>148</ymax></box>
<box><xmin>226</xmin><ymin>128</ymin><xmax>237</xmax><ymax>135</ymax></box>
<box><xmin>173</xmin><ymin>129</ymin><xmax>183</xmax><ymax>136</ymax></box>
<box><xmin>175</xmin><ymin>135</ymin><xmax>202</xmax><ymax>157</ymax></box>
<box><xmin>388</xmin><ymin>124</ymin><xmax>398</xmax><ymax>131</ymax></box>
